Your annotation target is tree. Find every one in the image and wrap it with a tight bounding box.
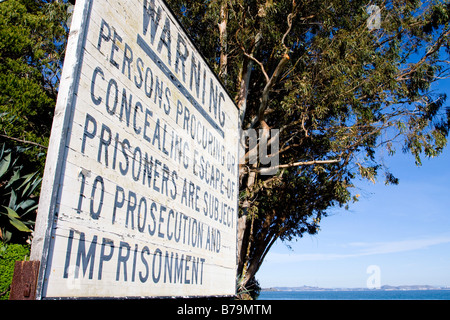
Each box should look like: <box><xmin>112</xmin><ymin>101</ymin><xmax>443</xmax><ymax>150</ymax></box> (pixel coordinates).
<box><xmin>0</xmin><ymin>0</ymin><xmax>69</xmax><ymax>170</ymax></box>
<box><xmin>166</xmin><ymin>0</ymin><xmax>450</xmax><ymax>297</ymax></box>
<box><xmin>0</xmin><ymin>0</ymin><xmax>68</xmax><ymax>247</ymax></box>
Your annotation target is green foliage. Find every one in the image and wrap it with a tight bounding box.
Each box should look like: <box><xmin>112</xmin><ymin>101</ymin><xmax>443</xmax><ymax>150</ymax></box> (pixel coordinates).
<box><xmin>0</xmin><ymin>0</ymin><xmax>68</xmax><ymax>245</ymax></box>
<box><xmin>0</xmin><ymin>0</ymin><xmax>69</xmax><ymax>170</ymax></box>
<box><xmin>0</xmin><ymin>242</ymin><xmax>30</xmax><ymax>300</ymax></box>
<box><xmin>0</xmin><ymin>143</ymin><xmax>41</xmax><ymax>244</ymax></box>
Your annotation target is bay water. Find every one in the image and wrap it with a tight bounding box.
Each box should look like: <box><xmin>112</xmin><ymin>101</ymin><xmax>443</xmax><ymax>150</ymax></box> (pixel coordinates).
<box><xmin>258</xmin><ymin>290</ymin><xmax>450</xmax><ymax>300</ymax></box>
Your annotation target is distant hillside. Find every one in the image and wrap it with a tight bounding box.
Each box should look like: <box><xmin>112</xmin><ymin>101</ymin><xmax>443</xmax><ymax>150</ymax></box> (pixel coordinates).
<box><xmin>262</xmin><ymin>285</ymin><xmax>450</xmax><ymax>292</ymax></box>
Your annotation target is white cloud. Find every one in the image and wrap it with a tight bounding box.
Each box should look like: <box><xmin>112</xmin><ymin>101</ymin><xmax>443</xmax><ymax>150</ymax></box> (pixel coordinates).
<box><xmin>265</xmin><ymin>235</ymin><xmax>450</xmax><ymax>263</ymax></box>
<box><xmin>356</xmin><ymin>236</ymin><xmax>450</xmax><ymax>256</ymax></box>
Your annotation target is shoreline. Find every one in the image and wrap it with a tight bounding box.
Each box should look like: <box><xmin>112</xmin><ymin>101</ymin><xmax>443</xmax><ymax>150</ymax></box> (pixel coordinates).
<box><xmin>262</xmin><ymin>285</ymin><xmax>450</xmax><ymax>292</ymax></box>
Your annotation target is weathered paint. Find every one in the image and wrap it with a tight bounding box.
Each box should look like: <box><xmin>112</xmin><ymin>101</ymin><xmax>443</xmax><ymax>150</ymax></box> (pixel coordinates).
<box><xmin>31</xmin><ymin>0</ymin><xmax>239</xmax><ymax>299</ymax></box>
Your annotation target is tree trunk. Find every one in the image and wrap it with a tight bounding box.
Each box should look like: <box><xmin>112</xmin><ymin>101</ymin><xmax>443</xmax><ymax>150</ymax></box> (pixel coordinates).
<box><xmin>236</xmin><ymin>58</ymin><xmax>256</xmax><ymax>289</ymax></box>
<box><xmin>236</xmin><ymin>201</ymin><xmax>250</xmax><ymax>276</ymax></box>
<box><xmin>218</xmin><ymin>1</ymin><xmax>228</xmax><ymax>84</ymax></box>
<box><xmin>236</xmin><ymin>1</ymin><xmax>291</xmax><ymax>295</ymax></box>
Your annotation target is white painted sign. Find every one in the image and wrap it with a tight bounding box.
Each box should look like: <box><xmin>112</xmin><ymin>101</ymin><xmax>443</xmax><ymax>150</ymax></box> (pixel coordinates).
<box><xmin>31</xmin><ymin>0</ymin><xmax>239</xmax><ymax>299</ymax></box>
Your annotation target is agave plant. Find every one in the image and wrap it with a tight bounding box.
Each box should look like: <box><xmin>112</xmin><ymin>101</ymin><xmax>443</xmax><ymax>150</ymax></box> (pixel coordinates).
<box><xmin>0</xmin><ymin>143</ymin><xmax>42</xmax><ymax>243</ymax></box>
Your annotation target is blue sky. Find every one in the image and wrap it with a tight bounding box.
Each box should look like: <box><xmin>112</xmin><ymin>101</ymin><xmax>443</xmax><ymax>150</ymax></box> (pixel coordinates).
<box><xmin>257</xmin><ymin>79</ymin><xmax>450</xmax><ymax>289</ymax></box>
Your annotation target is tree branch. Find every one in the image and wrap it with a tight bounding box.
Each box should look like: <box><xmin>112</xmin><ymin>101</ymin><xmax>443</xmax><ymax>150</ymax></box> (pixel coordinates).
<box><xmin>251</xmin><ymin>158</ymin><xmax>342</xmax><ymax>174</ymax></box>
<box><xmin>248</xmin><ymin>6</ymin><xmax>297</xmax><ymax>129</ymax></box>
<box><xmin>218</xmin><ymin>1</ymin><xmax>228</xmax><ymax>83</ymax></box>
<box><xmin>396</xmin><ymin>28</ymin><xmax>450</xmax><ymax>81</ymax></box>
<box><xmin>242</xmin><ymin>50</ymin><xmax>270</xmax><ymax>83</ymax></box>
<box><xmin>0</xmin><ymin>134</ymin><xmax>47</xmax><ymax>149</ymax></box>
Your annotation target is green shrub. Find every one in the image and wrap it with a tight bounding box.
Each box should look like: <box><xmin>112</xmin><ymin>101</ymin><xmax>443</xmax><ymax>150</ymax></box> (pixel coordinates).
<box><xmin>0</xmin><ymin>242</ymin><xmax>30</xmax><ymax>300</ymax></box>
<box><xmin>0</xmin><ymin>143</ymin><xmax>42</xmax><ymax>243</ymax></box>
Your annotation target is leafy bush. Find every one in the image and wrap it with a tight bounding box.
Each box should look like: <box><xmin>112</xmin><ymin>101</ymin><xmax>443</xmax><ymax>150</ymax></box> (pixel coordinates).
<box><xmin>0</xmin><ymin>143</ymin><xmax>41</xmax><ymax>243</ymax></box>
<box><xmin>0</xmin><ymin>242</ymin><xmax>30</xmax><ymax>300</ymax></box>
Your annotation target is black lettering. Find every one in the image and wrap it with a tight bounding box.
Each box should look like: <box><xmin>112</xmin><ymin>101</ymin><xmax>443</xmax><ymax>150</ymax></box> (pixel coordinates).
<box><xmin>98</xmin><ymin>238</ymin><xmax>114</xmax><ymax>280</ymax></box>
<box><xmin>158</xmin><ymin>205</ymin><xmax>166</xmax><ymax>238</ymax></box>
<box><xmin>167</xmin><ymin>209</ymin><xmax>174</xmax><ymax>240</ymax></box>
<box><xmin>91</xmin><ymin>67</ymin><xmax>104</xmax><ymax>105</ymax></box>
<box><xmin>132</xmin><ymin>147</ymin><xmax>142</xmax><ymax>181</ymax></box>
<box><xmin>142</xmin><ymin>153</ymin><xmax>153</xmax><ymax>187</ymax></box>
<box><xmin>98</xmin><ymin>124</ymin><xmax>112</xmax><ymax>166</ymax></box>
<box><xmin>126</xmin><ymin>191</ymin><xmax>137</xmax><ymax>229</ymax></box>
<box><xmin>191</xmin><ymin>256</ymin><xmax>199</xmax><ymax>284</ymax></box>
<box><xmin>164</xmin><ymin>251</ymin><xmax>173</xmax><ymax>283</ymax></box>
<box><xmin>170</xmin><ymin>170</ymin><xmax>177</xmax><ymax>200</ymax></box>
<box><xmin>97</xmin><ymin>19</ymin><xmax>111</xmax><ymax>50</ymax></box>
<box><xmin>176</xmin><ymin>100</ymin><xmax>183</xmax><ymax>125</ymax></box>
<box><xmin>63</xmin><ymin>229</ymin><xmax>74</xmax><ymax>278</ymax></box>
<box><xmin>183</xmin><ymin>105</ymin><xmax>190</xmax><ymax>130</ymax></box>
<box><xmin>175</xmin><ymin>35</ymin><xmax>188</xmax><ymax>83</ymax></box>
<box><xmin>144</xmin><ymin>67</ymin><xmax>153</xmax><ymax>98</ymax></box>
<box><xmin>153</xmin><ymin>158</ymin><xmax>161</xmax><ymax>192</ymax></box>
<box><xmin>133</xmin><ymin>101</ymin><xmax>143</xmax><ymax>134</ymax></box>
<box><xmin>90</xmin><ymin>176</ymin><xmax>104</xmax><ymax>220</ymax></box>
<box><xmin>161</xmin><ymin>164</ymin><xmax>170</xmax><ymax>195</ymax></box>
<box><xmin>188</xmin><ymin>180</ymin><xmax>195</xmax><ymax>209</ymax></box>
<box><xmin>152</xmin><ymin>248</ymin><xmax>162</xmax><ymax>283</ymax></box>
<box><xmin>122</xmin><ymin>43</ymin><xmax>133</xmax><ymax>80</ymax></box>
<box><xmin>182</xmin><ymin>214</ymin><xmax>188</xmax><ymax>244</ymax></box>
<box><xmin>209</xmin><ymin>80</ymin><xmax>218</xmax><ymax>121</ymax></box>
<box><xmin>154</xmin><ymin>77</ymin><xmax>163</xmax><ymax>108</ymax></box>
<box><xmin>162</xmin><ymin>121</ymin><xmax>169</xmax><ymax>155</ymax></box>
<box><xmin>183</xmin><ymin>142</ymin><xmax>189</xmax><ymax>169</ymax></box>
<box><xmin>120</xmin><ymin>88</ymin><xmax>132</xmax><ymax>127</ymax></box>
<box><xmin>81</xmin><ymin>113</ymin><xmax>97</xmax><ymax>154</ymax></box>
<box><xmin>119</xmin><ymin>138</ymin><xmax>130</xmax><ymax>175</ymax></box>
<box><xmin>190</xmin><ymin>55</ymin><xmax>201</xmax><ymax>98</ymax></box>
<box><xmin>174</xmin><ymin>253</ymin><xmax>183</xmax><ymax>283</ymax></box>
<box><xmin>164</xmin><ymin>87</ymin><xmax>171</xmax><ymax>115</ymax></box>
<box><xmin>148</xmin><ymin>201</ymin><xmax>157</xmax><ymax>236</ymax></box>
<box><xmin>112</xmin><ymin>185</ymin><xmax>125</xmax><ymax>224</ymax></box>
<box><xmin>131</xmin><ymin>244</ymin><xmax>138</xmax><ymax>282</ymax></box>
<box><xmin>184</xmin><ymin>255</ymin><xmax>191</xmax><ymax>284</ymax></box>
<box><xmin>112</xmin><ymin>133</ymin><xmax>119</xmax><ymax>170</ymax></box>
<box><xmin>199</xmin><ymin>258</ymin><xmax>205</xmax><ymax>284</ymax></box>
<box><xmin>143</xmin><ymin>108</ymin><xmax>153</xmax><ymax>143</ymax></box>
<box><xmin>219</xmin><ymin>92</ymin><xmax>226</xmax><ymax>127</ymax></box>
<box><xmin>195</xmin><ymin>185</ymin><xmax>200</xmax><ymax>212</ymax></box>
<box><xmin>106</xmin><ymin>78</ymin><xmax>118</xmax><ymax>115</ymax></box>
<box><xmin>202</xmin><ymin>69</ymin><xmax>206</xmax><ymax>105</ymax></box>
<box><xmin>137</xmin><ymin>196</ymin><xmax>147</xmax><ymax>233</ymax></box>
<box><xmin>173</xmin><ymin>212</ymin><xmax>181</xmax><ymax>242</ymax></box>
<box><xmin>116</xmin><ymin>241</ymin><xmax>131</xmax><ymax>281</ymax></box>
<box><xmin>190</xmin><ymin>114</ymin><xmax>196</xmax><ymax>140</ymax></box>
<box><xmin>76</xmin><ymin>171</ymin><xmax>86</xmax><ymax>214</ymax></box>
<box><xmin>157</xmin><ymin>17</ymin><xmax>172</xmax><ymax>65</ymax></box>
<box><xmin>75</xmin><ymin>232</ymin><xmax>97</xmax><ymax>280</ymax></box>
<box><xmin>181</xmin><ymin>178</ymin><xmax>187</xmax><ymax>206</ymax></box>
<box><xmin>139</xmin><ymin>246</ymin><xmax>150</xmax><ymax>283</ymax></box>
<box><xmin>142</xmin><ymin>0</ymin><xmax>161</xmax><ymax>44</ymax></box>
<box><xmin>152</xmin><ymin>118</ymin><xmax>161</xmax><ymax>149</ymax></box>
<box><xmin>135</xmin><ymin>57</ymin><xmax>144</xmax><ymax>89</ymax></box>
<box><xmin>110</xmin><ymin>30</ymin><xmax>122</xmax><ymax>69</ymax></box>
